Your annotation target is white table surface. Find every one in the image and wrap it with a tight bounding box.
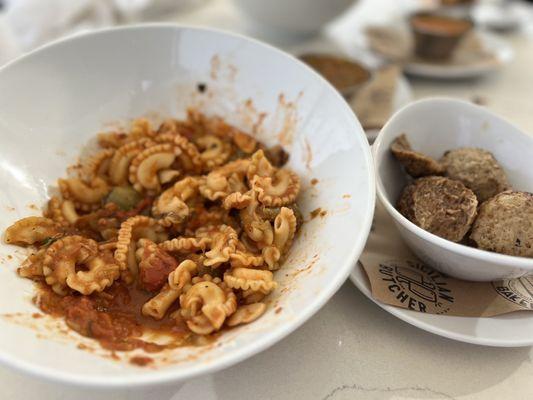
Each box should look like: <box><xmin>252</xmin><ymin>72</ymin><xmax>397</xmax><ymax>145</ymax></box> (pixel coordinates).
<box><xmin>3</xmin><ymin>0</ymin><xmax>533</xmax><ymax>399</ymax></box>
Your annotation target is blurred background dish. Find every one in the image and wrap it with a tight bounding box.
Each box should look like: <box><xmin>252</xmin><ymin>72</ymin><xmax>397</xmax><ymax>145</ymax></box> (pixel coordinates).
<box><xmin>403</xmin><ymin>30</ymin><xmax>513</xmax><ymax>78</ymax></box>
<box><xmin>297</xmin><ymin>52</ymin><xmax>413</xmax><ymax>142</ymax></box>
<box><xmin>365</xmin><ymin>21</ymin><xmax>513</xmax><ymax>79</ymax></box>
<box><xmin>231</xmin><ymin>0</ymin><xmax>357</xmax><ymax>36</ymax></box>
<box><xmin>299</xmin><ymin>53</ymin><xmax>371</xmax><ymax>96</ymax></box>
<box><xmin>410</xmin><ymin>13</ymin><xmax>473</xmax><ymax>60</ymax></box>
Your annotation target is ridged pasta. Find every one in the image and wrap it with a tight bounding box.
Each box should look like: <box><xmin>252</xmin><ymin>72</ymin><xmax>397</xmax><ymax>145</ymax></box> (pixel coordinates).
<box><xmin>4</xmin><ymin>111</ymin><xmax>302</xmax><ymax>347</ymax></box>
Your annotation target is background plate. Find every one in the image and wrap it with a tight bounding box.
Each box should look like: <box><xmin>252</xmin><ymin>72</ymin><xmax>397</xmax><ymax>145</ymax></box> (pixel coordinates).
<box><xmin>404</xmin><ymin>31</ymin><xmax>514</xmax><ymax>80</ymax></box>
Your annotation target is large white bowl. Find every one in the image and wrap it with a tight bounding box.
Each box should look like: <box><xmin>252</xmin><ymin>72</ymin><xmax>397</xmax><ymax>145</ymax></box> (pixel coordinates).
<box><xmin>0</xmin><ymin>25</ymin><xmax>374</xmax><ymax>387</ymax></box>
<box><xmin>373</xmin><ymin>98</ymin><xmax>533</xmax><ymax>282</ymax></box>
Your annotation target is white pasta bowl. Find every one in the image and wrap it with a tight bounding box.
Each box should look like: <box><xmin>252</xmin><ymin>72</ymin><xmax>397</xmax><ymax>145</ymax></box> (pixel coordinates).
<box><xmin>0</xmin><ymin>25</ymin><xmax>374</xmax><ymax>387</ymax></box>
<box><xmin>373</xmin><ymin>98</ymin><xmax>533</xmax><ymax>282</ymax></box>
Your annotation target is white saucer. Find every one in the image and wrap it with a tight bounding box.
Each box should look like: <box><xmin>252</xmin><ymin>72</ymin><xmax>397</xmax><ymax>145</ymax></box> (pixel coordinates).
<box><xmin>350</xmin><ymin>264</ymin><xmax>533</xmax><ymax>347</ymax></box>
<box><xmin>404</xmin><ymin>31</ymin><xmax>514</xmax><ymax>80</ymax></box>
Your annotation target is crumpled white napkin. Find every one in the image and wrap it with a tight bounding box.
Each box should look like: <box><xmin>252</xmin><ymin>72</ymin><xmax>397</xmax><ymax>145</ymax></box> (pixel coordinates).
<box><xmin>0</xmin><ymin>0</ymin><xmax>115</xmax><ymax>64</ymax></box>
<box><xmin>0</xmin><ymin>0</ymin><xmax>203</xmax><ymax>65</ymax></box>
<box><xmin>0</xmin><ymin>0</ymin><xmax>115</xmax><ymax>53</ymax></box>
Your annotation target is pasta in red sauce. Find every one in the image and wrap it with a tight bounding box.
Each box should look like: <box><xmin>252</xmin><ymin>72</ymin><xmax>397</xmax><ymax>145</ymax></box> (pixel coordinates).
<box><xmin>5</xmin><ymin>110</ymin><xmax>302</xmax><ymax>352</ymax></box>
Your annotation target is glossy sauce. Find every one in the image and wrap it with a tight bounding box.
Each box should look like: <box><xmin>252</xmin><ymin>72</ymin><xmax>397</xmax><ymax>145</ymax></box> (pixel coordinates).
<box><xmin>34</xmin><ymin>282</ymin><xmax>213</xmax><ymax>352</ymax></box>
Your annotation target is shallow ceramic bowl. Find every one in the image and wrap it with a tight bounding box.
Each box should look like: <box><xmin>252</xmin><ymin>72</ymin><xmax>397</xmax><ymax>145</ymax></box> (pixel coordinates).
<box><xmin>0</xmin><ymin>25</ymin><xmax>374</xmax><ymax>387</ymax></box>
<box><xmin>373</xmin><ymin>98</ymin><xmax>533</xmax><ymax>282</ymax></box>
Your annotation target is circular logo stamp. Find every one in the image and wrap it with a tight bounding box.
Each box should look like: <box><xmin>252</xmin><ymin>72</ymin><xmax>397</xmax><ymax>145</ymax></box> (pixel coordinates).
<box><xmin>492</xmin><ymin>277</ymin><xmax>533</xmax><ymax>310</ymax></box>
<box><xmin>378</xmin><ymin>259</ymin><xmax>455</xmax><ymax>314</ymax></box>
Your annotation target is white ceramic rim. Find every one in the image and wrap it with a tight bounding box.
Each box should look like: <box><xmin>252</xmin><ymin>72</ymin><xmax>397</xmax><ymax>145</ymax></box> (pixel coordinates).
<box><xmin>0</xmin><ymin>23</ymin><xmax>376</xmax><ymax>388</ymax></box>
<box><xmin>373</xmin><ymin>97</ymin><xmax>533</xmax><ymax>272</ymax></box>
<box><xmin>349</xmin><ymin>266</ymin><xmax>533</xmax><ymax>347</ymax></box>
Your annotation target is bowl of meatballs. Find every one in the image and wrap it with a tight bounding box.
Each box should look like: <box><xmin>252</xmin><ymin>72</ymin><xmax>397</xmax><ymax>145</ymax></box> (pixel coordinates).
<box><xmin>373</xmin><ymin>98</ymin><xmax>533</xmax><ymax>281</ymax></box>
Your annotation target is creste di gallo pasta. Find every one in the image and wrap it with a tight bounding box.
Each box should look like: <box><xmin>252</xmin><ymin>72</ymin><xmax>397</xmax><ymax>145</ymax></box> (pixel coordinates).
<box><xmin>4</xmin><ymin>110</ymin><xmax>302</xmax><ymax>352</ymax></box>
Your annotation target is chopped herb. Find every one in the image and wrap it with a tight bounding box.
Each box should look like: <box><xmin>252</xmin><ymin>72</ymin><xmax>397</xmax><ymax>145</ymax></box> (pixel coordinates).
<box><xmin>40</xmin><ymin>237</ymin><xmax>58</xmax><ymax>247</ymax></box>
<box><xmin>105</xmin><ymin>186</ymin><xmax>141</xmax><ymax>211</ymax></box>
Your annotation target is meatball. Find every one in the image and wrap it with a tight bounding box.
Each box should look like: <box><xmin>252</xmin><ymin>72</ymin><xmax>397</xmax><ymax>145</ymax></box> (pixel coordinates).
<box><xmin>470</xmin><ymin>191</ymin><xmax>533</xmax><ymax>257</ymax></box>
<box><xmin>440</xmin><ymin>147</ymin><xmax>509</xmax><ymax>203</ymax></box>
<box><xmin>138</xmin><ymin>244</ymin><xmax>178</xmax><ymax>292</ymax></box>
<box><xmin>397</xmin><ymin>176</ymin><xmax>478</xmax><ymax>242</ymax></box>
<box><xmin>264</xmin><ymin>145</ymin><xmax>289</xmax><ymax>168</ymax></box>
<box><xmin>390</xmin><ymin>134</ymin><xmax>445</xmax><ymax>178</ymax></box>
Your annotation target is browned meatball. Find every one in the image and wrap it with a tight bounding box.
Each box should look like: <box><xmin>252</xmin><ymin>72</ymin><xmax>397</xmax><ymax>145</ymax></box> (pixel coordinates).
<box><xmin>397</xmin><ymin>176</ymin><xmax>478</xmax><ymax>242</ymax></box>
<box><xmin>264</xmin><ymin>145</ymin><xmax>289</xmax><ymax>168</ymax></box>
<box><xmin>440</xmin><ymin>147</ymin><xmax>509</xmax><ymax>203</ymax></box>
<box><xmin>390</xmin><ymin>134</ymin><xmax>445</xmax><ymax>178</ymax></box>
<box><xmin>470</xmin><ymin>191</ymin><xmax>533</xmax><ymax>257</ymax></box>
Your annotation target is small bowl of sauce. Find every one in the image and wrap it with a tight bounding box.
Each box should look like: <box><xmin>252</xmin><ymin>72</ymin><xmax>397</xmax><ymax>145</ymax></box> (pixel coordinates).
<box><xmin>410</xmin><ymin>13</ymin><xmax>473</xmax><ymax>61</ymax></box>
<box><xmin>299</xmin><ymin>53</ymin><xmax>372</xmax><ymax>97</ymax></box>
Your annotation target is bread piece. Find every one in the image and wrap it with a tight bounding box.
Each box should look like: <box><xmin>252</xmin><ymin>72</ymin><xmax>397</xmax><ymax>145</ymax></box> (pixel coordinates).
<box><xmin>441</xmin><ymin>147</ymin><xmax>509</xmax><ymax>203</ymax></box>
<box><xmin>470</xmin><ymin>191</ymin><xmax>533</xmax><ymax>257</ymax></box>
<box><xmin>390</xmin><ymin>134</ymin><xmax>445</xmax><ymax>178</ymax></box>
<box><xmin>397</xmin><ymin>176</ymin><xmax>478</xmax><ymax>242</ymax></box>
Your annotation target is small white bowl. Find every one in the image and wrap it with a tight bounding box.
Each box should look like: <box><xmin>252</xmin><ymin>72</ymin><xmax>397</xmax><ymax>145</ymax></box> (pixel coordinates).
<box><xmin>232</xmin><ymin>0</ymin><xmax>357</xmax><ymax>35</ymax></box>
<box><xmin>0</xmin><ymin>25</ymin><xmax>374</xmax><ymax>387</ymax></box>
<box><xmin>373</xmin><ymin>98</ymin><xmax>533</xmax><ymax>282</ymax></box>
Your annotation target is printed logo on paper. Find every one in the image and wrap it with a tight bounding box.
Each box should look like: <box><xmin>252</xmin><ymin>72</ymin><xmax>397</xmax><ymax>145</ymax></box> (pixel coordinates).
<box><xmin>493</xmin><ymin>277</ymin><xmax>533</xmax><ymax>310</ymax></box>
<box><xmin>378</xmin><ymin>260</ymin><xmax>455</xmax><ymax>314</ymax></box>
